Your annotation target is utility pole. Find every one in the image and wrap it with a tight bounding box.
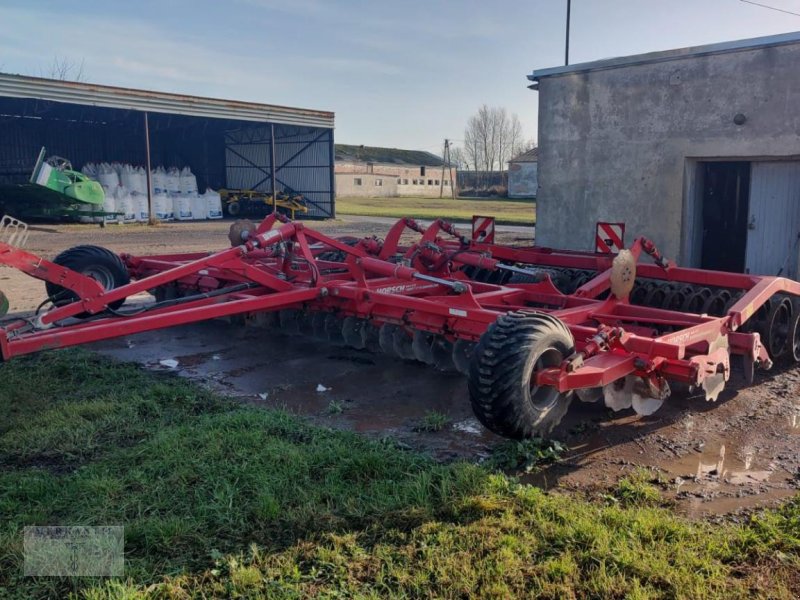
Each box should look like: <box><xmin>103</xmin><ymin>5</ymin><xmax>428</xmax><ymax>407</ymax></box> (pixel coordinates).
<box><xmin>439</xmin><ymin>139</ymin><xmax>455</xmax><ymax>200</ymax></box>
<box><xmin>565</xmin><ymin>0</ymin><xmax>571</xmax><ymax>66</ymax></box>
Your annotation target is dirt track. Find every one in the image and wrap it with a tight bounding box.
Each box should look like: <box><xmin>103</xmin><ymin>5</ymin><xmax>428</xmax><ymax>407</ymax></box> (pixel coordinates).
<box><xmin>5</xmin><ymin>217</ymin><xmax>799</xmax><ymax>517</ymax></box>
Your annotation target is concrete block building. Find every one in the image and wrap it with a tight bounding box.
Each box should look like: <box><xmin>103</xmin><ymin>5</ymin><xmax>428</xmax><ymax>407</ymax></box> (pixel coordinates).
<box><xmin>529</xmin><ymin>32</ymin><xmax>800</xmax><ymax>278</ymax></box>
<box><xmin>508</xmin><ymin>147</ymin><xmax>538</xmax><ymax>198</ymax></box>
<box><xmin>335</xmin><ymin>145</ymin><xmax>455</xmax><ymax>198</ymax></box>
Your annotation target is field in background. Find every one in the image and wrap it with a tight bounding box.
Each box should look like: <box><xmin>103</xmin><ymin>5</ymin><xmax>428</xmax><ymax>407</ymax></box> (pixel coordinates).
<box><xmin>1</xmin><ymin>351</ymin><xmax>799</xmax><ymax>598</ymax></box>
<box><xmin>335</xmin><ymin>196</ymin><xmax>535</xmax><ymax>225</ymax></box>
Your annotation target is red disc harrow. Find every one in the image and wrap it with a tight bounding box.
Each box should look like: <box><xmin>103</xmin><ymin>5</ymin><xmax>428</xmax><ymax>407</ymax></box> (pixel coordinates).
<box><xmin>1</xmin><ymin>213</ymin><xmax>798</xmax><ymax>438</ymax></box>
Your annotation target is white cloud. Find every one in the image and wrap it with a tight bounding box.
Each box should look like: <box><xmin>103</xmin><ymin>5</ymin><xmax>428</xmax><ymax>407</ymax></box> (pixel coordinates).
<box><xmin>0</xmin><ymin>7</ymin><xmax>286</xmax><ymax>96</ymax></box>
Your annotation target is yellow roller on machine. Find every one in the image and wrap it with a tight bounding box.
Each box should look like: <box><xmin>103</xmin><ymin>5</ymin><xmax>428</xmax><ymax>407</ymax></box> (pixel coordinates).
<box><xmin>220</xmin><ymin>189</ymin><xmax>308</xmax><ymax>219</ymax></box>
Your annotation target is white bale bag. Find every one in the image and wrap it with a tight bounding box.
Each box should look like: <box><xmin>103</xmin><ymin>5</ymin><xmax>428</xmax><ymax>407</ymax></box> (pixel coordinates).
<box><xmin>81</xmin><ymin>162</ymin><xmax>98</xmax><ymax>179</ymax></box>
<box><xmin>97</xmin><ymin>163</ymin><xmax>119</xmax><ymax>189</ymax></box>
<box><xmin>205</xmin><ymin>188</ymin><xmax>223</xmax><ymax>219</ymax></box>
<box><xmin>179</xmin><ymin>167</ymin><xmax>198</xmax><ymax>195</ymax></box>
<box><xmin>166</xmin><ymin>167</ymin><xmax>182</xmax><ymax>196</ymax></box>
<box><xmin>116</xmin><ymin>187</ymin><xmax>137</xmax><ymax>223</ymax></box>
<box><xmin>102</xmin><ymin>185</ymin><xmax>119</xmax><ymax>225</ymax></box>
<box><xmin>173</xmin><ymin>194</ymin><xmax>193</xmax><ymax>220</ymax></box>
<box><xmin>189</xmin><ymin>193</ymin><xmax>206</xmax><ymax>220</ymax></box>
<box><xmin>154</xmin><ymin>192</ymin><xmax>173</xmax><ymax>221</ymax></box>
<box><xmin>120</xmin><ymin>164</ymin><xmax>137</xmax><ymax>190</ymax></box>
<box><xmin>132</xmin><ymin>192</ymin><xmax>149</xmax><ymax>222</ymax></box>
<box><xmin>152</xmin><ymin>166</ymin><xmax>168</xmax><ymax>195</ymax></box>
<box><xmin>134</xmin><ymin>167</ymin><xmax>148</xmax><ymax>195</ymax></box>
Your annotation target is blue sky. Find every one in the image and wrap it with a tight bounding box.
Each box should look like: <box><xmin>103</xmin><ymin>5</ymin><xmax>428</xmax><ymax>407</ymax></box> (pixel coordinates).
<box><xmin>1</xmin><ymin>0</ymin><xmax>798</xmax><ymax>153</ymax></box>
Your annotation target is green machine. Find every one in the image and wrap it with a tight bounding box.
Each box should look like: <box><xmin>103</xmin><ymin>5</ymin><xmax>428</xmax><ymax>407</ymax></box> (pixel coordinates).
<box><xmin>29</xmin><ymin>148</ymin><xmax>105</xmax><ymax>206</ymax></box>
<box><xmin>0</xmin><ymin>148</ymin><xmax>109</xmax><ymax>221</ymax></box>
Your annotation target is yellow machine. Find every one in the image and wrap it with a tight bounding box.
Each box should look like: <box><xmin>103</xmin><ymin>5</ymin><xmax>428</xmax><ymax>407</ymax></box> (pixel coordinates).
<box><xmin>219</xmin><ymin>189</ymin><xmax>308</xmax><ymax>219</ymax></box>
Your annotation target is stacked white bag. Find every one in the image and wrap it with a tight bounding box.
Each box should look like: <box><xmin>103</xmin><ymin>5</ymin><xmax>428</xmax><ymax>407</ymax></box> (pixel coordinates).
<box><xmin>151</xmin><ymin>166</ymin><xmax>172</xmax><ymax>221</ymax></box>
<box><xmin>115</xmin><ymin>187</ymin><xmax>136</xmax><ymax>223</ymax></box>
<box><xmin>204</xmin><ymin>189</ymin><xmax>223</xmax><ymax>219</ymax></box>
<box><xmin>152</xmin><ymin>166</ymin><xmax>168</xmax><ymax>195</ymax></box>
<box><xmin>164</xmin><ymin>167</ymin><xmax>191</xmax><ymax>220</ymax></box>
<box><xmin>80</xmin><ymin>161</ymin><xmax>222</xmax><ymax>223</ymax></box>
<box><xmin>179</xmin><ymin>167</ymin><xmax>204</xmax><ymax>219</ymax></box>
<box><xmin>96</xmin><ymin>163</ymin><xmax>121</xmax><ymax>224</ymax></box>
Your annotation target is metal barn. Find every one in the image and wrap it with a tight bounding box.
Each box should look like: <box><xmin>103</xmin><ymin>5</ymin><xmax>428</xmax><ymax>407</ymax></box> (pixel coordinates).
<box><xmin>0</xmin><ymin>73</ymin><xmax>335</xmax><ymax>218</ymax></box>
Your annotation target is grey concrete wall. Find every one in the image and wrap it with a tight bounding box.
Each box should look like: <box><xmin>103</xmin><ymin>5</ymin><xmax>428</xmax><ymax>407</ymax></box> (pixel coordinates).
<box><xmin>536</xmin><ymin>42</ymin><xmax>800</xmax><ymax>261</ymax></box>
<box><xmin>508</xmin><ymin>162</ymin><xmax>538</xmax><ymax>197</ymax></box>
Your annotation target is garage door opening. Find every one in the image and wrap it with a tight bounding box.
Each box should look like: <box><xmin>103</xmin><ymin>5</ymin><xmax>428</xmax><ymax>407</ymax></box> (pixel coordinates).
<box><xmin>698</xmin><ymin>161</ymin><xmax>751</xmax><ymax>272</ymax></box>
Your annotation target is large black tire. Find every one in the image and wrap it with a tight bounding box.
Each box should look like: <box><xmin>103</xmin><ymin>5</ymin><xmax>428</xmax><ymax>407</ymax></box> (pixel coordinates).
<box><xmin>468</xmin><ymin>311</ymin><xmax>574</xmax><ymax>439</ymax></box>
<box><xmin>46</xmin><ymin>245</ymin><xmax>130</xmax><ymax>311</ymax></box>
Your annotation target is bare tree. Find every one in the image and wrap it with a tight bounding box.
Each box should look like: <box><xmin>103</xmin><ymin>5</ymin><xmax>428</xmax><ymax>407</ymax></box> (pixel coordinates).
<box><xmin>42</xmin><ymin>57</ymin><xmax>86</xmax><ymax>81</ymax></box>
<box><xmin>449</xmin><ymin>146</ymin><xmax>466</xmax><ymax>169</ymax></box>
<box><xmin>463</xmin><ymin>105</ymin><xmax>528</xmax><ymax>190</ymax></box>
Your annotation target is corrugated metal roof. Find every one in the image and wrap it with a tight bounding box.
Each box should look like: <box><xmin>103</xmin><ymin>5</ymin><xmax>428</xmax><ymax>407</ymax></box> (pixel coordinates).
<box><xmin>0</xmin><ymin>73</ymin><xmax>334</xmax><ymax>129</ymax></box>
<box><xmin>529</xmin><ymin>30</ymin><xmax>800</xmax><ymax>82</ymax></box>
<box><xmin>509</xmin><ymin>147</ymin><xmax>538</xmax><ymax>163</ymax></box>
<box><xmin>335</xmin><ymin>144</ymin><xmax>443</xmax><ymax>167</ymax></box>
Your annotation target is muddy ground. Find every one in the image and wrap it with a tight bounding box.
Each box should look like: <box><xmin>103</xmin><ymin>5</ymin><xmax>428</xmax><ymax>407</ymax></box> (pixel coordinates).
<box><xmin>5</xmin><ymin>217</ymin><xmax>799</xmax><ymax>517</ymax></box>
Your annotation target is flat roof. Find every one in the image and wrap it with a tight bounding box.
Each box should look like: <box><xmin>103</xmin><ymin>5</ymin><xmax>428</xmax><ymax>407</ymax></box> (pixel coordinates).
<box><xmin>529</xmin><ymin>30</ymin><xmax>800</xmax><ymax>82</ymax></box>
<box><xmin>0</xmin><ymin>73</ymin><xmax>334</xmax><ymax>129</ymax></box>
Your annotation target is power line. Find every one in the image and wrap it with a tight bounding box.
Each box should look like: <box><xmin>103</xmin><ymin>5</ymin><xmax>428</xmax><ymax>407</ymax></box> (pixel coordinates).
<box><xmin>739</xmin><ymin>0</ymin><xmax>800</xmax><ymax>17</ymax></box>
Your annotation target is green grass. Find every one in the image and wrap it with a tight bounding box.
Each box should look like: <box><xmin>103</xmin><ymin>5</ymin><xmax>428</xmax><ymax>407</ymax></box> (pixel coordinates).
<box><xmin>414</xmin><ymin>410</ymin><xmax>450</xmax><ymax>432</ymax></box>
<box><xmin>1</xmin><ymin>351</ymin><xmax>799</xmax><ymax>598</ymax></box>
<box><xmin>336</xmin><ymin>196</ymin><xmax>536</xmax><ymax>225</ymax></box>
<box><xmin>487</xmin><ymin>437</ymin><xmax>566</xmax><ymax>474</ymax></box>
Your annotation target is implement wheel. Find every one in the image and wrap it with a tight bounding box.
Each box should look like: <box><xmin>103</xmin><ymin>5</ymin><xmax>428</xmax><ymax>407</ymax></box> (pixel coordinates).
<box><xmin>46</xmin><ymin>245</ymin><xmax>130</xmax><ymax>311</ymax></box>
<box><xmin>468</xmin><ymin>311</ymin><xmax>574</xmax><ymax>439</ymax></box>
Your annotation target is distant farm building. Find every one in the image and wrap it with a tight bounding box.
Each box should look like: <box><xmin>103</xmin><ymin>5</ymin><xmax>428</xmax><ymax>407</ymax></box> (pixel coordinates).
<box><xmin>335</xmin><ymin>145</ymin><xmax>455</xmax><ymax>198</ymax></box>
<box><xmin>507</xmin><ymin>148</ymin><xmax>538</xmax><ymax>198</ymax></box>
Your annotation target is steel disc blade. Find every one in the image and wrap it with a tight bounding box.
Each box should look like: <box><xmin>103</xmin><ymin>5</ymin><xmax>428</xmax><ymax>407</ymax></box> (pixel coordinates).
<box><xmin>452</xmin><ymin>339</ymin><xmax>475</xmax><ymax>375</ymax></box>
<box><xmin>361</xmin><ymin>322</ymin><xmax>382</xmax><ymax>353</ymax></box>
<box><xmin>311</xmin><ymin>312</ymin><xmax>328</xmax><ymax>339</ymax></box>
<box><xmin>393</xmin><ymin>327</ymin><xmax>416</xmax><ymax>360</ymax></box>
<box><xmin>324</xmin><ymin>313</ymin><xmax>345</xmax><ymax>344</ymax></box>
<box><xmin>431</xmin><ymin>338</ymin><xmax>456</xmax><ymax>372</ymax></box>
<box><xmin>575</xmin><ymin>387</ymin><xmax>603</xmax><ymax>403</ymax></box>
<box><xmin>412</xmin><ymin>330</ymin><xmax>436</xmax><ymax>364</ymax></box>
<box><xmin>379</xmin><ymin>323</ymin><xmax>399</xmax><ymax>355</ymax></box>
<box><xmin>631</xmin><ymin>394</ymin><xmax>664</xmax><ymax>416</ymax></box>
<box><xmin>342</xmin><ymin>316</ymin><xmax>366</xmax><ymax>349</ymax></box>
<box><xmin>603</xmin><ymin>377</ymin><xmax>633</xmax><ymax>412</ymax></box>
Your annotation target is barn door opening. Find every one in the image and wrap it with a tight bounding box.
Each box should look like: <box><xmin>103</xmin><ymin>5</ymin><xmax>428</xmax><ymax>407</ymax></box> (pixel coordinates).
<box><xmin>699</xmin><ymin>161</ymin><xmax>750</xmax><ymax>272</ymax></box>
<box><xmin>745</xmin><ymin>161</ymin><xmax>800</xmax><ymax>278</ymax></box>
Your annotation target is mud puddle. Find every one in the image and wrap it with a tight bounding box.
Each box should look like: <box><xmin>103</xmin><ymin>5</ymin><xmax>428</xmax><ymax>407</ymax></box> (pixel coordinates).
<box><xmin>91</xmin><ymin>320</ymin><xmax>498</xmax><ymax>461</ymax></box>
<box><xmin>91</xmin><ymin>321</ymin><xmax>800</xmax><ymax>517</ymax></box>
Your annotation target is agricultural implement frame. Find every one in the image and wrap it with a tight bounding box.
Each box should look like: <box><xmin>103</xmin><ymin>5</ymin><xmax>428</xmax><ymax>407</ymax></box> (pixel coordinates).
<box><xmin>0</xmin><ymin>213</ymin><xmax>798</xmax><ymax>438</ymax></box>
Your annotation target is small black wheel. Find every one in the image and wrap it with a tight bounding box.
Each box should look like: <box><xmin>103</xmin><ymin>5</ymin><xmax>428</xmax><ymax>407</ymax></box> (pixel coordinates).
<box><xmin>762</xmin><ymin>297</ymin><xmax>793</xmax><ymax>361</ymax></box>
<box><xmin>787</xmin><ymin>299</ymin><xmax>800</xmax><ymax>364</ymax></box>
<box><xmin>227</xmin><ymin>201</ymin><xmax>241</xmax><ymax>217</ymax></box>
<box><xmin>46</xmin><ymin>245</ymin><xmax>130</xmax><ymax>311</ymax></box>
<box><xmin>468</xmin><ymin>311</ymin><xmax>574</xmax><ymax>439</ymax></box>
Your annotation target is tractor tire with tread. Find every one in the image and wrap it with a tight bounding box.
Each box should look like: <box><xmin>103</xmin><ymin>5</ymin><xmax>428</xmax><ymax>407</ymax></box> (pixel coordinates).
<box><xmin>468</xmin><ymin>311</ymin><xmax>574</xmax><ymax>439</ymax></box>
<box><xmin>45</xmin><ymin>245</ymin><xmax>130</xmax><ymax>311</ymax></box>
